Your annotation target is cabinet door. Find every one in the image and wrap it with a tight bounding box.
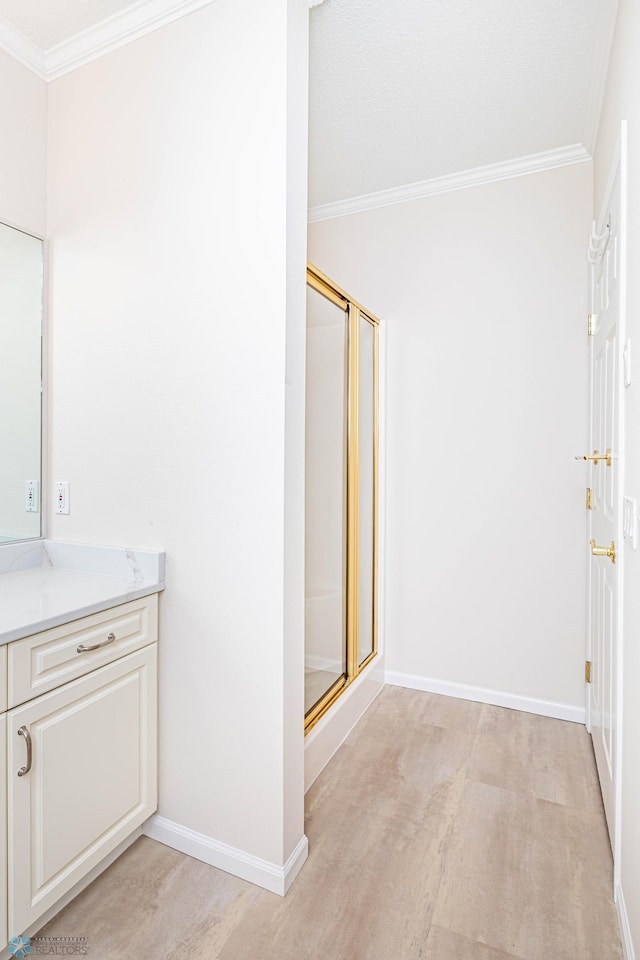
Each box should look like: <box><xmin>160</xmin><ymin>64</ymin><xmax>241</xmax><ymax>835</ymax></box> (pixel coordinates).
<box><xmin>0</xmin><ymin>714</ymin><xmax>7</xmax><ymax>948</ymax></box>
<box><xmin>8</xmin><ymin>645</ymin><xmax>157</xmax><ymax>936</ymax></box>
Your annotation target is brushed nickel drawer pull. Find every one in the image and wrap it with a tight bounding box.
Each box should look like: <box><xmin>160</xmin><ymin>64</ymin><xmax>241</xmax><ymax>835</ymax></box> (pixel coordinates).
<box><xmin>17</xmin><ymin>726</ymin><xmax>32</xmax><ymax>777</ymax></box>
<box><xmin>77</xmin><ymin>632</ymin><xmax>116</xmax><ymax>653</ymax></box>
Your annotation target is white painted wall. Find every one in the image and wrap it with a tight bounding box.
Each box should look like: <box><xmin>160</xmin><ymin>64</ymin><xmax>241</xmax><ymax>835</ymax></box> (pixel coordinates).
<box><xmin>47</xmin><ymin>0</ymin><xmax>308</xmax><ymax>877</ymax></box>
<box><xmin>594</xmin><ymin>0</ymin><xmax>640</xmax><ymax>950</ymax></box>
<box><xmin>0</xmin><ymin>48</ymin><xmax>47</xmax><ymax>238</ymax></box>
<box><xmin>309</xmin><ymin>161</ymin><xmax>593</xmax><ymax>715</ymax></box>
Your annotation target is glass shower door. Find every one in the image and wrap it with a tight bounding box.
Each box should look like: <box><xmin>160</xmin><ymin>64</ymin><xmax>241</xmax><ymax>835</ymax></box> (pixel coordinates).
<box><xmin>305</xmin><ymin>265</ymin><xmax>380</xmax><ymax>732</ymax></box>
<box><xmin>304</xmin><ymin>284</ymin><xmax>349</xmax><ymax>717</ymax></box>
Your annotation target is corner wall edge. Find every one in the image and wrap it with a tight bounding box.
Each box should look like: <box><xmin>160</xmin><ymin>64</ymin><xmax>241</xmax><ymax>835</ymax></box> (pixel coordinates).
<box><xmin>143</xmin><ymin>815</ymin><xmax>308</xmax><ymax>897</ymax></box>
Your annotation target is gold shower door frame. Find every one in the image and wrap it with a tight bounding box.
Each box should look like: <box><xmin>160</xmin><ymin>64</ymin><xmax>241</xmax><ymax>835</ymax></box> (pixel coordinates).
<box><xmin>305</xmin><ymin>263</ymin><xmax>380</xmax><ymax>733</ymax></box>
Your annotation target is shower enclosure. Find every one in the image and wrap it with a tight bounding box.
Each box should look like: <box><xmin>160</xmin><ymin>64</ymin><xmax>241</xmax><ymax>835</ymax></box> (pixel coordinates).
<box><xmin>305</xmin><ymin>264</ymin><xmax>380</xmax><ymax>732</ymax></box>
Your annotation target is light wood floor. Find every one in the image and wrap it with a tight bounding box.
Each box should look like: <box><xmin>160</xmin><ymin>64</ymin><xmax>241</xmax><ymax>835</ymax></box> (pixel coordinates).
<box><xmin>39</xmin><ymin>687</ymin><xmax>623</xmax><ymax>959</ymax></box>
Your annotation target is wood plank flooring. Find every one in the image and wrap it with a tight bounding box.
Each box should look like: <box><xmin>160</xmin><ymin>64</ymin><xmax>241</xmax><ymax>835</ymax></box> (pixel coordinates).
<box><xmin>38</xmin><ymin>686</ymin><xmax>623</xmax><ymax>959</ymax></box>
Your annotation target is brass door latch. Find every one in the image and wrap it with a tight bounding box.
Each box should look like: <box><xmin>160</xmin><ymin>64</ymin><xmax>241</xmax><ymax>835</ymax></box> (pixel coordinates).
<box><xmin>590</xmin><ymin>539</ymin><xmax>616</xmax><ymax>564</ymax></box>
<box><xmin>573</xmin><ymin>447</ymin><xmax>613</xmax><ymax>467</ymax></box>
<box><xmin>575</xmin><ymin>449</ymin><xmax>612</xmax><ymax>466</ymax></box>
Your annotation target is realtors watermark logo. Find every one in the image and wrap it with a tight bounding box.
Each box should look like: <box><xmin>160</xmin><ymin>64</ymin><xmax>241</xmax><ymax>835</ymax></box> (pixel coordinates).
<box><xmin>8</xmin><ymin>937</ymin><xmax>32</xmax><ymax>958</ymax></box>
<box><xmin>8</xmin><ymin>937</ymin><xmax>88</xmax><ymax>956</ymax></box>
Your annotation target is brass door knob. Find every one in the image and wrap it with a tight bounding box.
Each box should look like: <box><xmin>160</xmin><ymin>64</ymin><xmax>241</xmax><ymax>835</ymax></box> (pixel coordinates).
<box><xmin>590</xmin><ymin>539</ymin><xmax>616</xmax><ymax>564</ymax></box>
<box><xmin>575</xmin><ymin>449</ymin><xmax>612</xmax><ymax>466</ymax></box>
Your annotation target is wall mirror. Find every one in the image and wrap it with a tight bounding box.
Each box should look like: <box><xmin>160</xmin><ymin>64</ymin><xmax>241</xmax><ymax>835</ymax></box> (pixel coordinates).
<box><xmin>0</xmin><ymin>221</ymin><xmax>43</xmax><ymax>543</ymax></box>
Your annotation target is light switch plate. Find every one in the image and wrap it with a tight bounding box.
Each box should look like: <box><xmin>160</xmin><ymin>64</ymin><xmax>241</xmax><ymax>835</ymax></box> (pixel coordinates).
<box><xmin>25</xmin><ymin>480</ymin><xmax>39</xmax><ymax>512</ymax></box>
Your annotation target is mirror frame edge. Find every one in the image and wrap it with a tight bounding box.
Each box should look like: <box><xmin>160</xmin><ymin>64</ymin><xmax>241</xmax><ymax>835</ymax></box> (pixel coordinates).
<box><xmin>0</xmin><ymin>218</ymin><xmax>47</xmax><ymax>544</ymax></box>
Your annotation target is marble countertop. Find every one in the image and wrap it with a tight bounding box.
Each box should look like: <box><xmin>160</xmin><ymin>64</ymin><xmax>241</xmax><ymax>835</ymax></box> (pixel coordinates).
<box><xmin>0</xmin><ymin>540</ymin><xmax>165</xmax><ymax>645</ymax></box>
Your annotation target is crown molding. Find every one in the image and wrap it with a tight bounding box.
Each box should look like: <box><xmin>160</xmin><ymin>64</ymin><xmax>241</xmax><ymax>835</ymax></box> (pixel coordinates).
<box><xmin>45</xmin><ymin>0</ymin><xmax>219</xmax><ymax>80</ymax></box>
<box><xmin>0</xmin><ymin>15</ymin><xmax>47</xmax><ymax>78</ymax></box>
<box><xmin>308</xmin><ymin>144</ymin><xmax>592</xmax><ymax>223</ymax></box>
<box><xmin>0</xmin><ymin>0</ymin><xmax>322</xmax><ymax>82</ymax></box>
<box><xmin>583</xmin><ymin>0</ymin><xmax>619</xmax><ymax>154</ymax></box>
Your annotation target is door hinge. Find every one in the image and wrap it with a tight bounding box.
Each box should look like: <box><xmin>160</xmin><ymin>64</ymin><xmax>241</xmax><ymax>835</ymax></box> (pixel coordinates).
<box><xmin>585</xmin><ymin>660</ymin><xmax>592</xmax><ymax>683</ymax></box>
<box><xmin>586</xmin><ymin>487</ymin><xmax>593</xmax><ymax>510</ymax></box>
<box><xmin>588</xmin><ymin>313</ymin><xmax>596</xmax><ymax>336</ymax></box>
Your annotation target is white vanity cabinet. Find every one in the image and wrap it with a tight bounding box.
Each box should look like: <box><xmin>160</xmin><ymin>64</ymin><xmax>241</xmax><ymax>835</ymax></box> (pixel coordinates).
<box><xmin>0</xmin><ymin>645</ymin><xmax>8</xmax><ymax>948</ymax></box>
<box><xmin>4</xmin><ymin>594</ymin><xmax>158</xmax><ymax>937</ymax></box>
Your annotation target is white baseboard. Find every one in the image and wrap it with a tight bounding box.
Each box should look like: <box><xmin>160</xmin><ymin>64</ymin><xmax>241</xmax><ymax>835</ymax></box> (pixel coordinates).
<box><xmin>384</xmin><ymin>671</ymin><xmax>586</xmax><ymax>724</ymax></box>
<box><xmin>143</xmin><ymin>815</ymin><xmax>308</xmax><ymax>896</ymax></box>
<box><xmin>616</xmin><ymin>883</ymin><xmax>636</xmax><ymax>960</ymax></box>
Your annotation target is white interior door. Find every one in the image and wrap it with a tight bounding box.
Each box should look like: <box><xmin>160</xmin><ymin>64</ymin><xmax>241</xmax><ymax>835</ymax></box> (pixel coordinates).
<box><xmin>587</xmin><ymin>126</ymin><xmax>626</xmax><ymax>865</ymax></box>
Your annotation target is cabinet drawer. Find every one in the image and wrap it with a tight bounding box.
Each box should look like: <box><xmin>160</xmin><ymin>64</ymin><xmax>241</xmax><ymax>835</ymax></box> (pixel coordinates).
<box><xmin>0</xmin><ymin>645</ymin><xmax>6</xmax><ymax>712</ymax></box>
<box><xmin>8</xmin><ymin>595</ymin><xmax>158</xmax><ymax>708</ymax></box>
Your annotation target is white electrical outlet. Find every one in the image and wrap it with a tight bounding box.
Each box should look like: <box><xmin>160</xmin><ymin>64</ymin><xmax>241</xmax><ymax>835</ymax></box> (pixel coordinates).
<box><xmin>55</xmin><ymin>481</ymin><xmax>70</xmax><ymax>515</ymax></box>
<box><xmin>25</xmin><ymin>480</ymin><xmax>39</xmax><ymax>512</ymax></box>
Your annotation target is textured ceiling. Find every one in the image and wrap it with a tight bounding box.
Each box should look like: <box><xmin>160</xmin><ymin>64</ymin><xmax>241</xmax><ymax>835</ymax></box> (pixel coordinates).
<box><xmin>0</xmin><ymin>0</ymin><xmax>137</xmax><ymax>49</ymax></box>
<box><xmin>309</xmin><ymin>0</ymin><xmax>602</xmax><ymax>207</ymax></box>
<box><xmin>0</xmin><ymin>0</ymin><xmax>609</xmax><ymax>205</ymax></box>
